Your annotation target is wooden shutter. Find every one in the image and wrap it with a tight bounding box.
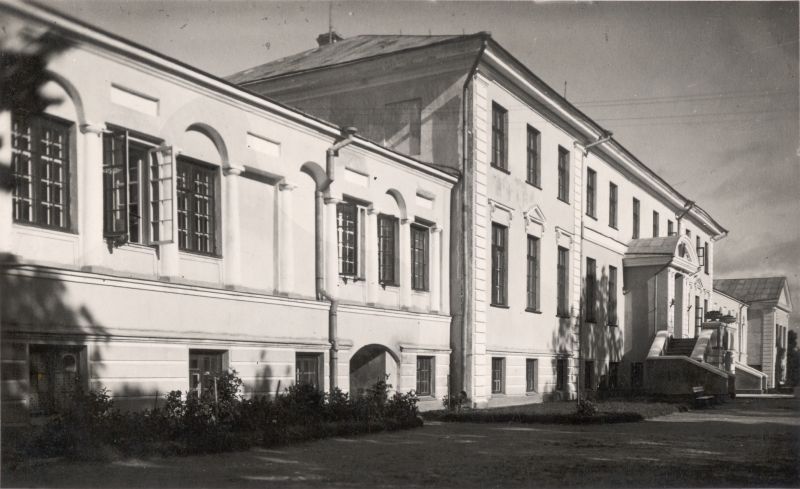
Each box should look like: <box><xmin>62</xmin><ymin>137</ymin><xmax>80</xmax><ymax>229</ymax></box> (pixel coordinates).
<box><xmin>103</xmin><ymin>132</ymin><xmax>129</xmax><ymax>238</ymax></box>
<box><xmin>147</xmin><ymin>146</ymin><xmax>175</xmax><ymax>244</ymax></box>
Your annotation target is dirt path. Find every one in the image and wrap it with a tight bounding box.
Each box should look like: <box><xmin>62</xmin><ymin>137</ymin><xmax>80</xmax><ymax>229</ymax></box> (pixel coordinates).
<box><xmin>3</xmin><ymin>398</ymin><xmax>798</xmax><ymax>488</ymax></box>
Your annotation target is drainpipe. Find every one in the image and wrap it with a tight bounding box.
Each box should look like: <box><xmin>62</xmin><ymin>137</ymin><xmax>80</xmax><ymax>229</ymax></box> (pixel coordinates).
<box><xmin>318</xmin><ymin>127</ymin><xmax>357</xmax><ymax>394</ymax></box>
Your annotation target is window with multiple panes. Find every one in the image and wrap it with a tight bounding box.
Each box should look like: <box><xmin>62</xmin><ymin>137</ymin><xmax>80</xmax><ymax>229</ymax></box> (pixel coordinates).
<box><xmin>491</xmin><ymin>102</ymin><xmax>507</xmax><ymax>170</ymax></box>
<box><xmin>103</xmin><ymin>128</ymin><xmax>175</xmax><ymax>245</ymax></box>
<box><xmin>632</xmin><ymin>198</ymin><xmax>640</xmax><ymax>239</ymax></box>
<box><xmin>557</xmin><ymin>246</ymin><xmax>569</xmax><ymax>317</ymax></box>
<box><xmin>410</xmin><ymin>224</ymin><xmax>429</xmax><ymax>291</ymax></box>
<box><xmin>491</xmin><ymin>357</ymin><xmax>505</xmax><ymax>394</ymax></box>
<box><xmin>28</xmin><ymin>345</ymin><xmax>83</xmax><ymax>415</ymax></box>
<box><xmin>526</xmin><ymin>125</ymin><xmax>540</xmax><ymax>186</ymax></box>
<box><xmin>11</xmin><ymin>113</ymin><xmax>71</xmax><ymax>230</ymax></box>
<box><xmin>556</xmin><ymin>358</ymin><xmax>567</xmax><ymax>391</ymax></box>
<box><xmin>557</xmin><ymin>146</ymin><xmax>570</xmax><ymax>202</ymax></box>
<box><xmin>586</xmin><ymin>168</ymin><xmax>597</xmax><ymax>218</ymax></box>
<box><xmin>585</xmin><ymin>257</ymin><xmax>596</xmax><ymax>322</ymax></box>
<box><xmin>584</xmin><ymin>360</ymin><xmax>594</xmax><ymax>390</ymax></box>
<box><xmin>378</xmin><ymin>214</ymin><xmax>398</xmax><ymax>285</ymax></box>
<box><xmin>667</xmin><ymin>220</ymin><xmax>675</xmax><ymax>236</ymax></box>
<box><xmin>296</xmin><ymin>353</ymin><xmax>323</xmax><ymax>389</ymax></box>
<box><xmin>526</xmin><ymin>359</ymin><xmax>538</xmax><ymax>393</ymax></box>
<box><xmin>189</xmin><ymin>350</ymin><xmax>226</xmax><ymax>396</ymax></box>
<box><xmin>608</xmin><ymin>182</ymin><xmax>618</xmax><ymax>229</ymax></box>
<box><xmin>177</xmin><ymin>157</ymin><xmax>217</xmax><ymax>254</ymax></box>
<box><xmin>337</xmin><ymin>201</ymin><xmax>360</xmax><ymax>277</ymax></box>
<box><xmin>696</xmin><ymin>236</ymin><xmax>704</xmax><ymax>269</ymax></box>
<box><xmin>526</xmin><ymin>236</ymin><xmax>540</xmax><ymax>311</ymax></box>
<box><xmin>704</xmin><ymin>242</ymin><xmax>709</xmax><ymax>274</ymax></box>
<box><xmin>694</xmin><ymin>295</ymin><xmax>703</xmax><ymax>330</ymax></box>
<box><xmin>653</xmin><ymin>211</ymin><xmax>660</xmax><ymax>237</ymax></box>
<box><xmin>491</xmin><ymin>223</ymin><xmax>508</xmax><ymax>306</ymax></box>
<box><xmin>608</xmin><ymin>266</ymin><xmax>618</xmax><ymax>326</ymax></box>
<box><xmin>416</xmin><ymin>356</ymin><xmax>434</xmax><ymax>396</ymax></box>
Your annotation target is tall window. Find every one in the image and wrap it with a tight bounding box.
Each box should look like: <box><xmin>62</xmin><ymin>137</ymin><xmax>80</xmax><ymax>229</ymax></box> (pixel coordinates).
<box><xmin>632</xmin><ymin>198</ymin><xmax>640</xmax><ymax>239</ymax></box>
<box><xmin>608</xmin><ymin>266</ymin><xmax>618</xmax><ymax>326</ymax></box>
<box><xmin>584</xmin><ymin>360</ymin><xmax>594</xmax><ymax>390</ymax></box>
<box><xmin>416</xmin><ymin>356</ymin><xmax>434</xmax><ymax>396</ymax></box>
<box><xmin>177</xmin><ymin>158</ymin><xmax>217</xmax><ymax>254</ymax></box>
<box><xmin>491</xmin><ymin>357</ymin><xmax>505</xmax><ymax>394</ymax></box>
<box><xmin>378</xmin><ymin>214</ymin><xmax>398</xmax><ymax>285</ymax></box>
<box><xmin>556</xmin><ymin>358</ymin><xmax>567</xmax><ymax>391</ymax></box>
<box><xmin>585</xmin><ymin>257</ymin><xmax>596</xmax><ymax>322</ymax></box>
<box><xmin>704</xmin><ymin>241</ymin><xmax>710</xmax><ymax>274</ymax></box>
<box><xmin>12</xmin><ymin>113</ymin><xmax>70</xmax><ymax>230</ymax></box>
<box><xmin>608</xmin><ymin>182</ymin><xmax>618</xmax><ymax>229</ymax></box>
<box><xmin>410</xmin><ymin>224</ymin><xmax>429</xmax><ymax>291</ymax></box>
<box><xmin>526</xmin><ymin>125</ymin><xmax>540</xmax><ymax>186</ymax></box>
<box><xmin>526</xmin><ymin>236</ymin><xmax>540</xmax><ymax>311</ymax></box>
<box><xmin>337</xmin><ymin>201</ymin><xmax>359</xmax><ymax>277</ymax></box>
<box><xmin>557</xmin><ymin>246</ymin><xmax>569</xmax><ymax>317</ymax></box>
<box><xmin>189</xmin><ymin>350</ymin><xmax>225</xmax><ymax>395</ymax></box>
<box><xmin>491</xmin><ymin>223</ymin><xmax>508</xmax><ymax>306</ymax></box>
<box><xmin>296</xmin><ymin>353</ymin><xmax>322</xmax><ymax>389</ymax></box>
<box><xmin>491</xmin><ymin>102</ymin><xmax>507</xmax><ymax>170</ymax></box>
<box><xmin>653</xmin><ymin>211</ymin><xmax>660</xmax><ymax>237</ymax></box>
<box><xmin>557</xmin><ymin>146</ymin><xmax>570</xmax><ymax>202</ymax></box>
<box><xmin>526</xmin><ymin>359</ymin><xmax>538</xmax><ymax>392</ymax></box>
<box><xmin>704</xmin><ymin>299</ymin><xmax>709</xmax><ymax>325</ymax></box>
<box><xmin>586</xmin><ymin>168</ymin><xmax>597</xmax><ymax>218</ymax></box>
<box><xmin>696</xmin><ymin>236</ymin><xmax>705</xmax><ymax>270</ymax></box>
<box><xmin>667</xmin><ymin>220</ymin><xmax>675</xmax><ymax>236</ymax></box>
<box><xmin>695</xmin><ymin>296</ymin><xmax>703</xmax><ymax>331</ymax></box>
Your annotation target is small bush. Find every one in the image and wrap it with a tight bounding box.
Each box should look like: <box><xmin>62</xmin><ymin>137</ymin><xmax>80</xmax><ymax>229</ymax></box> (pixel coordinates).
<box><xmin>577</xmin><ymin>399</ymin><xmax>598</xmax><ymax>417</ymax></box>
<box><xmin>442</xmin><ymin>390</ymin><xmax>469</xmax><ymax>412</ymax></box>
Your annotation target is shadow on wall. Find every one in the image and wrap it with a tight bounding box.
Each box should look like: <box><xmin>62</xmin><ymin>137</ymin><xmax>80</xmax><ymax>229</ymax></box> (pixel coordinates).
<box><xmin>549</xmin><ymin>304</ymin><xmax>576</xmax><ymax>401</ymax></box>
<box><xmin>581</xmin><ymin>268</ymin><xmax>625</xmax><ymax>393</ymax></box>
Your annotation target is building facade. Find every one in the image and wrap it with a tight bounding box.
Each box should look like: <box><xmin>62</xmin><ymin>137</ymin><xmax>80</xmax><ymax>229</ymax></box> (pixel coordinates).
<box><xmin>229</xmin><ymin>32</ymin><xmax>728</xmax><ymax>406</ymax></box>
<box><xmin>0</xmin><ymin>2</ymin><xmax>456</xmax><ymax>424</ymax></box>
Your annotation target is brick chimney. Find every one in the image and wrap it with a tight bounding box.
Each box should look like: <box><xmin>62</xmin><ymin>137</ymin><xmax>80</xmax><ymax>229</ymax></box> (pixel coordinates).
<box><xmin>317</xmin><ymin>31</ymin><xmax>344</xmax><ymax>47</ymax></box>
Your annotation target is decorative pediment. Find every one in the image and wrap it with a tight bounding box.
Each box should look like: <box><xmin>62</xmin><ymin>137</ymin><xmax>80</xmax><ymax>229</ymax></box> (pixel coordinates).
<box><xmin>488</xmin><ymin>198</ymin><xmax>514</xmax><ymax>226</ymax></box>
<box><xmin>523</xmin><ymin>205</ymin><xmax>546</xmax><ymax>237</ymax></box>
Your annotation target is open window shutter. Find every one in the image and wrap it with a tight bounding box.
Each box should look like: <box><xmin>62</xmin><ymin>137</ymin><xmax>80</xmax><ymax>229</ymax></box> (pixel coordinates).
<box><xmin>147</xmin><ymin>146</ymin><xmax>175</xmax><ymax>245</ymax></box>
<box><xmin>103</xmin><ymin>132</ymin><xmax>129</xmax><ymax>238</ymax></box>
<box><xmin>697</xmin><ymin>245</ymin><xmax>705</xmax><ymax>266</ymax></box>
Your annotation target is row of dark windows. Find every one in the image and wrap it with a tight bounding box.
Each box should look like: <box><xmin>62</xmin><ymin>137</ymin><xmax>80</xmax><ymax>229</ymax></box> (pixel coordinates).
<box><xmin>490</xmin><ymin>357</ymin><xmax>569</xmax><ymax>394</ymax></box>
<box><xmin>490</xmin><ymin>223</ymin><xmax>546</xmax><ymax>312</ymax></box>
<box><xmin>337</xmin><ymin>201</ymin><xmax>432</xmax><ymax>291</ymax></box>
<box><xmin>491</xmin><ymin>103</ymin><xmax>571</xmax><ymax>203</ymax></box>
<box><xmin>11</xmin><ymin>113</ymin><xmax>217</xmax><ymax>255</ymax></box>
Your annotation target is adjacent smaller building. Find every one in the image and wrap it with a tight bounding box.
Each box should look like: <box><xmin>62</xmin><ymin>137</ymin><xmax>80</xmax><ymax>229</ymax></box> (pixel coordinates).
<box><xmin>714</xmin><ymin>277</ymin><xmax>794</xmax><ymax>388</ymax></box>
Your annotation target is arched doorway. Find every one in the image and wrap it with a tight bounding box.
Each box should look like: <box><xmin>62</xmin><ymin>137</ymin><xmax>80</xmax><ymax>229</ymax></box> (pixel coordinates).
<box><xmin>349</xmin><ymin>344</ymin><xmax>398</xmax><ymax>396</ymax></box>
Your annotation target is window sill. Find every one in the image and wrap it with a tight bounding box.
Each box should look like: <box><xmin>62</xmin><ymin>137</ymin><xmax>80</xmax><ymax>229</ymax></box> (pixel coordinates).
<box><xmin>13</xmin><ymin>221</ymin><xmax>76</xmax><ymax>236</ymax></box>
<box><xmin>525</xmin><ymin>391</ymin><xmax>539</xmax><ymax>396</ymax></box>
<box><xmin>412</xmin><ymin>288</ymin><xmax>430</xmax><ymax>294</ymax></box>
<box><xmin>379</xmin><ymin>282</ymin><xmax>399</xmax><ymax>289</ymax></box>
<box><xmin>490</xmin><ymin>393</ymin><xmax>506</xmax><ymax>397</ymax></box>
<box><xmin>609</xmin><ymin>225</ymin><xmax>618</xmax><ymax>230</ymax></box>
<box><xmin>491</xmin><ymin>164</ymin><xmax>511</xmax><ymax>175</ymax></box>
<box><xmin>179</xmin><ymin>250</ymin><xmax>222</xmax><ymax>260</ymax></box>
<box><xmin>585</xmin><ymin>213</ymin><xmax>597</xmax><ymax>221</ymax></box>
<box><xmin>525</xmin><ymin>308</ymin><xmax>542</xmax><ymax>314</ymax></box>
<box><xmin>557</xmin><ymin>197</ymin><xmax>570</xmax><ymax>205</ymax></box>
<box><xmin>490</xmin><ymin>303</ymin><xmax>510</xmax><ymax>309</ymax></box>
<box><xmin>416</xmin><ymin>395</ymin><xmax>436</xmax><ymax>401</ymax></box>
<box><xmin>607</xmin><ymin>323</ymin><xmax>619</xmax><ymax>327</ymax></box>
<box><xmin>526</xmin><ymin>181</ymin><xmax>542</xmax><ymax>190</ymax></box>
<box><xmin>556</xmin><ymin>313</ymin><xmax>571</xmax><ymax>319</ymax></box>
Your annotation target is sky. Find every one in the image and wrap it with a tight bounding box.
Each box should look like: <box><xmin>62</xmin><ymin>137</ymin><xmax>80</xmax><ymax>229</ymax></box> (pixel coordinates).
<box><xmin>46</xmin><ymin>1</ymin><xmax>800</xmax><ymax>324</ymax></box>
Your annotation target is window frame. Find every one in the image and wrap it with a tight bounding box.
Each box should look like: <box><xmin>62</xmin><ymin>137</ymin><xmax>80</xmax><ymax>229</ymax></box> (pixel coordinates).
<box><xmin>697</xmin><ymin>236</ymin><xmax>705</xmax><ymax>269</ymax></box>
<box><xmin>526</xmin><ymin>358</ymin><xmax>538</xmax><ymax>393</ymax></box>
<box><xmin>337</xmin><ymin>199</ymin><xmax>367</xmax><ymax>279</ymax></box>
<box><xmin>491</xmin><ymin>357</ymin><xmax>505</xmax><ymax>394</ymax></box>
<box><xmin>667</xmin><ymin>220</ymin><xmax>675</xmax><ymax>236</ymax></box>
<box><xmin>653</xmin><ymin>210</ymin><xmax>660</xmax><ymax>237</ymax></box>
<box><xmin>377</xmin><ymin>214</ymin><xmax>399</xmax><ymax>286</ymax></box>
<box><xmin>491</xmin><ymin>223</ymin><xmax>508</xmax><ymax>306</ymax></box>
<box><xmin>556</xmin><ymin>358</ymin><xmax>567</xmax><ymax>391</ymax></box>
<box><xmin>410</xmin><ymin>223</ymin><xmax>430</xmax><ymax>291</ymax></box>
<box><xmin>704</xmin><ymin>241</ymin><xmax>710</xmax><ymax>274</ymax></box>
<box><xmin>585</xmin><ymin>257</ymin><xmax>596</xmax><ymax>323</ymax></box>
<box><xmin>295</xmin><ymin>352</ymin><xmax>324</xmax><ymax>390</ymax></box>
<box><xmin>557</xmin><ymin>246</ymin><xmax>570</xmax><ymax>317</ymax></box>
<box><xmin>585</xmin><ymin>167</ymin><xmax>597</xmax><ymax>218</ymax></box>
<box><xmin>189</xmin><ymin>349</ymin><xmax>227</xmax><ymax>396</ymax></box>
<box><xmin>526</xmin><ymin>125</ymin><xmax>541</xmax><ymax>187</ymax></box>
<box><xmin>608</xmin><ymin>182</ymin><xmax>618</xmax><ymax>229</ymax></box>
<box><xmin>608</xmin><ymin>265</ymin><xmax>618</xmax><ymax>326</ymax></box>
<box><xmin>526</xmin><ymin>235</ymin><xmax>540</xmax><ymax>312</ymax></box>
<box><xmin>415</xmin><ymin>356</ymin><xmax>434</xmax><ymax>397</ymax></box>
<box><xmin>632</xmin><ymin>197</ymin><xmax>640</xmax><ymax>239</ymax></box>
<box><xmin>491</xmin><ymin>102</ymin><xmax>508</xmax><ymax>172</ymax></box>
<box><xmin>11</xmin><ymin>112</ymin><xmax>72</xmax><ymax>231</ymax></box>
<box><xmin>557</xmin><ymin>146</ymin><xmax>570</xmax><ymax>203</ymax></box>
<box><xmin>176</xmin><ymin>156</ymin><xmax>219</xmax><ymax>256</ymax></box>
<box><xmin>584</xmin><ymin>360</ymin><xmax>594</xmax><ymax>390</ymax></box>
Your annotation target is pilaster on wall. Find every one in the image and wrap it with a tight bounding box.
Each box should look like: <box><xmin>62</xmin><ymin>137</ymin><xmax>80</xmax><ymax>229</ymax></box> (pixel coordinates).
<box><xmin>570</xmin><ymin>144</ymin><xmax>584</xmax><ymax>399</ymax></box>
<box><xmin>470</xmin><ymin>74</ymin><xmax>490</xmax><ymax>406</ymax></box>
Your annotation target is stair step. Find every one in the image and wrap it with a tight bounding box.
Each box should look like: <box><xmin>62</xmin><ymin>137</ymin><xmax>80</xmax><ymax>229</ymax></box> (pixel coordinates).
<box><xmin>666</xmin><ymin>338</ymin><xmax>697</xmax><ymax>357</ymax></box>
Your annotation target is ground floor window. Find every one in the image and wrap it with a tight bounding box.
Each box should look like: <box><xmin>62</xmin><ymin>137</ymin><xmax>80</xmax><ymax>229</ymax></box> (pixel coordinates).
<box><xmin>526</xmin><ymin>359</ymin><xmax>538</xmax><ymax>392</ymax></box>
<box><xmin>296</xmin><ymin>353</ymin><xmax>323</xmax><ymax>389</ymax></box>
<box><xmin>631</xmin><ymin>362</ymin><xmax>644</xmax><ymax>389</ymax></box>
<box><xmin>28</xmin><ymin>345</ymin><xmax>84</xmax><ymax>415</ymax></box>
<box><xmin>584</xmin><ymin>360</ymin><xmax>594</xmax><ymax>390</ymax></box>
<box><xmin>491</xmin><ymin>357</ymin><xmax>505</xmax><ymax>394</ymax></box>
<box><xmin>416</xmin><ymin>356</ymin><xmax>434</xmax><ymax>396</ymax></box>
<box><xmin>556</xmin><ymin>358</ymin><xmax>567</xmax><ymax>391</ymax></box>
<box><xmin>189</xmin><ymin>350</ymin><xmax>226</xmax><ymax>396</ymax></box>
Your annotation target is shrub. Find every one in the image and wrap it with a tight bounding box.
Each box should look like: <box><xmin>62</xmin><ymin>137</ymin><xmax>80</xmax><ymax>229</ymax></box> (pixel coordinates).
<box><xmin>442</xmin><ymin>390</ymin><xmax>469</xmax><ymax>412</ymax></box>
<box><xmin>577</xmin><ymin>399</ymin><xmax>598</xmax><ymax>417</ymax></box>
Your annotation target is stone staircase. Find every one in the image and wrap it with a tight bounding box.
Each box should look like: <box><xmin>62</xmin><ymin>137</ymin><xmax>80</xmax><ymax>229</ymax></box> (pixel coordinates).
<box><xmin>665</xmin><ymin>338</ymin><xmax>697</xmax><ymax>357</ymax></box>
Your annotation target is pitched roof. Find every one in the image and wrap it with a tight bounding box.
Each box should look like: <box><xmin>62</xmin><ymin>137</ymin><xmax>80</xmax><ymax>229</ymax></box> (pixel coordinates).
<box><xmin>625</xmin><ymin>236</ymin><xmax>681</xmax><ymax>256</ymax></box>
<box><xmin>713</xmin><ymin>277</ymin><xmax>788</xmax><ymax>304</ymax></box>
<box><xmin>227</xmin><ymin>34</ymin><xmax>481</xmax><ymax>85</ymax></box>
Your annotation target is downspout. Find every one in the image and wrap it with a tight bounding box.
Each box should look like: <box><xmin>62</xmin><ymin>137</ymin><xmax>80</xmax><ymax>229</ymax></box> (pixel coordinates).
<box><xmin>318</xmin><ymin>126</ymin><xmax>357</xmax><ymax>393</ymax></box>
<box><xmin>459</xmin><ymin>35</ymin><xmax>488</xmax><ymax>402</ymax></box>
